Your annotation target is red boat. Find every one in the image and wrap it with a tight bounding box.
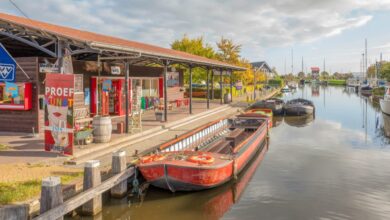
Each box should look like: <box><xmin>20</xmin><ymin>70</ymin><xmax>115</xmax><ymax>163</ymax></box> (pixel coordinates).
<box><xmin>137</xmin><ymin>113</ymin><xmax>269</xmax><ymax>192</ymax></box>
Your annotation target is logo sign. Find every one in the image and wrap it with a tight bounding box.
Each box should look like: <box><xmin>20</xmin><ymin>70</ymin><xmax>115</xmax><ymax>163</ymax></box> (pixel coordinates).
<box><xmin>0</xmin><ymin>43</ymin><xmax>16</xmax><ymax>82</ymax></box>
<box><xmin>39</xmin><ymin>63</ymin><xmax>60</xmax><ymax>73</ymax></box>
<box><xmin>111</xmin><ymin>66</ymin><xmax>121</xmax><ymax>75</ymax></box>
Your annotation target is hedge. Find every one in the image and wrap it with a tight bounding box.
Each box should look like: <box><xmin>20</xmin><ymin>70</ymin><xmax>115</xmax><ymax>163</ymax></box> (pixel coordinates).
<box><xmin>327</xmin><ymin>79</ymin><xmax>346</xmax><ymax>85</ymax></box>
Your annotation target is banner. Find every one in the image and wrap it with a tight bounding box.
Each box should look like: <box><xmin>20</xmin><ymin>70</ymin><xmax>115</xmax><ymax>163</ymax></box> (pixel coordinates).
<box><xmin>44</xmin><ymin>73</ymin><xmax>75</xmax><ymax>155</ymax></box>
<box><xmin>0</xmin><ymin>43</ymin><xmax>16</xmax><ymax>82</ymax></box>
<box><xmin>5</xmin><ymin>82</ymin><xmax>18</xmax><ymax>98</ymax></box>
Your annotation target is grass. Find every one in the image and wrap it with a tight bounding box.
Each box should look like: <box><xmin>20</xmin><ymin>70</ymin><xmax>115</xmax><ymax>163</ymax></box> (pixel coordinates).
<box><xmin>327</xmin><ymin>79</ymin><xmax>346</xmax><ymax>86</ymax></box>
<box><xmin>0</xmin><ymin>144</ymin><xmax>9</xmax><ymax>151</ymax></box>
<box><xmin>0</xmin><ymin>172</ymin><xmax>83</xmax><ymax>205</ymax></box>
<box><xmin>373</xmin><ymin>87</ymin><xmax>385</xmax><ymax>96</ymax></box>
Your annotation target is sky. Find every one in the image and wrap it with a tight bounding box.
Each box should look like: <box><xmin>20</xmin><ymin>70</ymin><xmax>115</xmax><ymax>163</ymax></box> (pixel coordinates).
<box><xmin>1</xmin><ymin>0</ymin><xmax>390</xmax><ymax>74</ymax></box>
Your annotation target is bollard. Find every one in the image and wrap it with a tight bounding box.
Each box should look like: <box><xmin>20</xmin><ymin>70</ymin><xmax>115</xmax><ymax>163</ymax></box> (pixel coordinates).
<box><xmin>110</xmin><ymin>151</ymin><xmax>127</xmax><ymax>198</ymax></box>
<box><xmin>40</xmin><ymin>176</ymin><xmax>63</xmax><ymax>220</ymax></box>
<box><xmin>82</xmin><ymin>160</ymin><xmax>102</xmax><ymax>216</ymax></box>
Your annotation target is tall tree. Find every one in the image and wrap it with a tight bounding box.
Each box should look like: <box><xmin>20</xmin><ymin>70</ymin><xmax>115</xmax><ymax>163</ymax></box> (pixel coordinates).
<box><xmin>216</xmin><ymin>37</ymin><xmax>241</xmax><ymax>64</ymax></box>
<box><xmin>171</xmin><ymin>35</ymin><xmax>216</xmax><ymax>83</ymax></box>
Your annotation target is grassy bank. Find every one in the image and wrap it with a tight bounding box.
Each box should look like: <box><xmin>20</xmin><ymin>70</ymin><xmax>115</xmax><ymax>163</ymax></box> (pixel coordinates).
<box><xmin>373</xmin><ymin>87</ymin><xmax>385</xmax><ymax>96</ymax></box>
<box><xmin>327</xmin><ymin>79</ymin><xmax>346</xmax><ymax>86</ymax></box>
<box><xmin>0</xmin><ymin>164</ymin><xmax>83</xmax><ymax>205</ymax></box>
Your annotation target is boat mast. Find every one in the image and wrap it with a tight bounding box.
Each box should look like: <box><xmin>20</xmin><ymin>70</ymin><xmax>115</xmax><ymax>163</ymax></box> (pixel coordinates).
<box><xmin>365</xmin><ymin>38</ymin><xmax>368</xmax><ymax>81</ymax></box>
<box><xmin>291</xmin><ymin>48</ymin><xmax>294</xmax><ymax>74</ymax></box>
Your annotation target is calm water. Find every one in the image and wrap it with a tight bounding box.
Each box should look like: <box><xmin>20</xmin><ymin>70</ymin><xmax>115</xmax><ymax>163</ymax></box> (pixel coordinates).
<box><xmin>72</xmin><ymin>85</ymin><xmax>390</xmax><ymax>220</ymax></box>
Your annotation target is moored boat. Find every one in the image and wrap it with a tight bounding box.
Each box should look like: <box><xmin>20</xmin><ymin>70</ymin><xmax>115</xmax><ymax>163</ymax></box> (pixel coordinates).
<box><xmin>360</xmin><ymin>84</ymin><xmax>373</xmax><ymax>96</ymax></box>
<box><xmin>284</xmin><ymin>98</ymin><xmax>315</xmax><ymax>116</ymax></box>
<box><xmin>244</xmin><ymin>108</ymin><xmax>273</xmax><ymax>129</ymax></box>
<box><xmin>137</xmin><ymin>114</ymin><xmax>269</xmax><ymax>192</ymax></box>
<box><xmin>380</xmin><ymin>86</ymin><xmax>390</xmax><ymax>115</ymax></box>
<box><xmin>281</xmin><ymin>85</ymin><xmax>290</xmax><ymax>93</ymax></box>
<box><xmin>249</xmin><ymin>98</ymin><xmax>284</xmax><ymax>115</ymax></box>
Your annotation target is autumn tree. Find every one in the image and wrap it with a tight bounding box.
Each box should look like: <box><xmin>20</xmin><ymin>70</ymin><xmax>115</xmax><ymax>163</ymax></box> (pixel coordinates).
<box><xmin>171</xmin><ymin>35</ymin><xmax>216</xmax><ymax>83</ymax></box>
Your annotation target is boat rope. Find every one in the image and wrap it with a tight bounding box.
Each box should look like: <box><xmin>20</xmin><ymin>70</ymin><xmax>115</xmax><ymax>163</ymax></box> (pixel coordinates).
<box><xmin>131</xmin><ymin>168</ymin><xmax>141</xmax><ymax>196</ymax></box>
<box><xmin>164</xmin><ymin>164</ymin><xmax>175</xmax><ymax>192</ymax></box>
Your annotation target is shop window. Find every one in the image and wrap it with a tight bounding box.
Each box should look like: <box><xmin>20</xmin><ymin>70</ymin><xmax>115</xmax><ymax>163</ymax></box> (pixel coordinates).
<box><xmin>0</xmin><ymin>82</ymin><xmax>32</xmax><ymax>110</ymax></box>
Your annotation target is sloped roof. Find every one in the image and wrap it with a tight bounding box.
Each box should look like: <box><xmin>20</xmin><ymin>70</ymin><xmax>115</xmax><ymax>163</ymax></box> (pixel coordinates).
<box><xmin>0</xmin><ymin>13</ymin><xmax>245</xmax><ymax>70</ymax></box>
<box><xmin>251</xmin><ymin>61</ymin><xmax>272</xmax><ymax>72</ymax></box>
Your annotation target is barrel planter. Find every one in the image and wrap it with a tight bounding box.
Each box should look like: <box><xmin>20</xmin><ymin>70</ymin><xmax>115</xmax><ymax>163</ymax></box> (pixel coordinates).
<box><xmin>224</xmin><ymin>93</ymin><xmax>232</xmax><ymax>104</ymax></box>
<box><xmin>92</xmin><ymin>116</ymin><xmax>112</xmax><ymax>143</ymax></box>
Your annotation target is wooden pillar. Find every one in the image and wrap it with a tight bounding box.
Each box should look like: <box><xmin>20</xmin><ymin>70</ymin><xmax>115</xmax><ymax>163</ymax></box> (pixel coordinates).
<box><xmin>82</xmin><ymin>160</ymin><xmax>102</xmax><ymax>216</ymax></box>
<box><xmin>254</xmin><ymin>68</ymin><xmax>257</xmax><ymax>100</ymax></box>
<box><xmin>211</xmin><ymin>71</ymin><xmax>214</xmax><ymax>100</ymax></box>
<box><xmin>220</xmin><ymin>69</ymin><xmax>223</xmax><ymax>105</ymax></box>
<box><xmin>163</xmin><ymin>61</ymin><xmax>168</xmax><ymax>122</ymax></box>
<box><xmin>230</xmin><ymin>70</ymin><xmax>233</xmax><ymax>103</ymax></box>
<box><xmin>125</xmin><ymin>61</ymin><xmax>129</xmax><ymax>133</ymax></box>
<box><xmin>206</xmin><ymin>68</ymin><xmax>210</xmax><ymax>109</ymax></box>
<box><xmin>189</xmin><ymin>65</ymin><xmax>193</xmax><ymax>114</ymax></box>
<box><xmin>40</xmin><ymin>176</ymin><xmax>63</xmax><ymax>220</ymax></box>
<box><xmin>110</xmin><ymin>151</ymin><xmax>127</xmax><ymax>198</ymax></box>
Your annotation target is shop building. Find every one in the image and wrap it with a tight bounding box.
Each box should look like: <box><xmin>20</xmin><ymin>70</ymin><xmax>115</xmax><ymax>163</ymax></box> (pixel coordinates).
<box><xmin>0</xmin><ymin>13</ymin><xmax>244</xmax><ymax>155</ymax></box>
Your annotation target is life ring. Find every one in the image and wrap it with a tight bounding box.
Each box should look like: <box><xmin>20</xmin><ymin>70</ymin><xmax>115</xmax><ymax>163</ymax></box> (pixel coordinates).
<box><xmin>187</xmin><ymin>154</ymin><xmax>215</xmax><ymax>165</ymax></box>
<box><xmin>140</xmin><ymin>154</ymin><xmax>166</xmax><ymax>163</ymax></box>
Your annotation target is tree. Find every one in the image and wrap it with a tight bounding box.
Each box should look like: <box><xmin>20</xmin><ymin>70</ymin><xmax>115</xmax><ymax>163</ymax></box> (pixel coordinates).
<box><xmin>216</xmin><ymin>37</ymin><xmax>241</xmax><ymax>64</ymax></box>
<box><xmin>171</xmin><ymin>35</ymin><xmax>216</xmax><ymax>83</ymax></box>
<box><xmin>320</xmin><ymin>71</ymin><xmax>329</xmax><ymax>80</ymax></box>
<box><xmin>297</xmin><ymin>71</ymin><xmax>305</xmax><ymax>79</ymax></box>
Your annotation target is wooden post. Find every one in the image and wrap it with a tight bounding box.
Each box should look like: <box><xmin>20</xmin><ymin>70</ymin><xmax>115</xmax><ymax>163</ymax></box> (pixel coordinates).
<box><xmin>189</xmin><ymin>65</ymin><xmax>193</xmax><ymax>114</ymax></box>
<box><xmin>230</xmin><ymin>70</ymin><xmax>233</xmax><ymax>103</ymax></box>
<box><xmin>211</xmin><ymin>71</ymin><xmax>214</xmax><ymax>100</ymax></box>
<box><xmin>82</xmin><ymin>160</ymin><xmax>102</xmax><ymax>216</ymax></box>
<box><xmin>110</xmin><ymin>151</ymin><xmax>127</xmax><ymax>198</ymax></box>
<box><xmin>163</xmin><ymin>61</ymin><xmax>168</xmax><ymax>122</ymax></box>
<box><xmin>220</xmin><ymin>69</ymin><xmax>223</xmax><ymax>105</ymax></box>
<box><xmin>206</xmin><ymin>68</ymin><xmax>210</xmax><ymax>109</ymax></box>
<box><xmin>125</xmin><ymin>61</ymin><xmax>129</xmax><ymax>133</ymax></box>
<box><xmin>40</xmin><ymin>176</ymin><xmax>63</xmax><ymax>220</ymax></box>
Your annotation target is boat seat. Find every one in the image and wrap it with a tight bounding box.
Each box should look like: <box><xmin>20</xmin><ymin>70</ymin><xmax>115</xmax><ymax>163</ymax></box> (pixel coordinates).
<box><xmin>209</xmin><ymin>140</ymin><xmax>233</xmax><ymax>154</ymax></box>
<box><xmin>225</xmin><ymin>128</ymin><xmax>245</xmax><ymax>147</ymax></box>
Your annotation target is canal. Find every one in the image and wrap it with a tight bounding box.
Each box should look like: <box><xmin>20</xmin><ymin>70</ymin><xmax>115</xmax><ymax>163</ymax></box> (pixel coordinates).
<box><xmin>71</xmin><ymin>85</ymin><xmax>390</xmax><ymax>220</ymax></box>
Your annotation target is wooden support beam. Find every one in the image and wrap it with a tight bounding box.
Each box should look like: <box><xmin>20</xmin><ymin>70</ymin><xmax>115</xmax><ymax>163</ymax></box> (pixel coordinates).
<box><xmin>40</xmin><ymin>177</ymin><xmax>63</xmax><ymax>220</ymax></box>
<box><xmin>206</xmin><ymin>68</ymin><xmax>210</xmax><ymax>109</ymax></box>
<box><xmin>211</xmin><ymin>71</ymin><xmax>214</xmax><ymax>99</ymax></box>
<box><xmin>230</xmin><ymin>70</ymin><xmax>233</xmax><ymax>103</ymax></box>
<box><xmin>82</xmin><ymin>160</ymin><xmax>102</xmax><ymax>216</ymax></box>
<box><xmin>189</xmin><ymin>65</ymin><xmax>193</xmax><ymax>114</ymax></box>
<box><xmin>163</xmin><ymin>61</ymin><xmax>168</xmax><ymax>122</ymax></box>
<box><xmin>125</xmin><ymin>62</ymin><xmax>129</xmax><ymax>133</ymax></box>
<box><xmin>110</xmin><ymin>151</ymin><xmax>127</xmax><ymax>198</ymax></box>
<box><xmin>220</xmin><ymin>69</ymin><xmax>223</xmax><ymax>105</ymax></box>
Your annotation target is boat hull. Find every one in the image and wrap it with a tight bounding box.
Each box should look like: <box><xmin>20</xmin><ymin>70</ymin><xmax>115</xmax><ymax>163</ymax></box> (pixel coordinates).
<box><xmin>284</xmin><ymin>105</ymin><xmax>314</xmax><ymax>116</ymax></box>
<box><xmin>138</xmin><ymin>123</ymin><xmax>268</xmax><ymax>192</ymax></box>
<box><xmin>380</xmin><ymin>99</ymin><xmax>390</xmax><ymax>115</ymax></box>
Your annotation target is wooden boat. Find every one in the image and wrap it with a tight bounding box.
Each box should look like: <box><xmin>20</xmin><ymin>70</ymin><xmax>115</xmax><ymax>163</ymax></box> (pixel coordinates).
<box><xmin>244</xmin><ymin>108</ymin><xmax>273</xmax><ymax>129</ymax></box>
<box><xmin>284</xmin><ymin>98</ymin><xmax>315</xmax><ymax>116</ymax></box>
<box><xmin>380</xmin><ymin>86</ymin><xmax>390</xmax><ymax>115</ymax></box>
<box><xmin>249</xmin><ymin>98</ymin><xmax>284</xmax><ymax>115</ymax></box>
<box><xmin>137</xmin><ymin>114</ymin><xmax>269</xmax><ymax>192</ymax></box>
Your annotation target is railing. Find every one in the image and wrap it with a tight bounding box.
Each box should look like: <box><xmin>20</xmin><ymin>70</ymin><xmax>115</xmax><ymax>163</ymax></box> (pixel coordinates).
<box><xmin>161</xmin><ymin>118</ymin><xmax>229</xmax><ymax>152</ymax></box>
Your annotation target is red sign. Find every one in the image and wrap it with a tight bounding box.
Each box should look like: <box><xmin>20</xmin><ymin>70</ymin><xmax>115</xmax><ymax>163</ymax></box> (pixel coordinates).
<box><xmin>44</xmin><ymin>73</ymin><xmax>75</xmax><ymax>155</ymax></box>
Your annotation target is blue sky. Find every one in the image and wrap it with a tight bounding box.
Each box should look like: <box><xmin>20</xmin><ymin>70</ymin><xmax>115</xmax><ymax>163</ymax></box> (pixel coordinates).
<box><xmin>1</xmin><ymin>0</ymin><xmax>390</xmax><ymax>74</ymax></box>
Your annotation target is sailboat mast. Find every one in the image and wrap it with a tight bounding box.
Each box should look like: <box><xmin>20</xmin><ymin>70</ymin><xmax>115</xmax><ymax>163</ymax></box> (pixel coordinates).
<box><xmin>365</xmin><ymin>38</ymin><xmax>368</xmax><ymax>80</ymax></box>
<box><xmin>291</xmin><ymin>48</ymin><xmax>294</xmax><ymax>74</ymax></box>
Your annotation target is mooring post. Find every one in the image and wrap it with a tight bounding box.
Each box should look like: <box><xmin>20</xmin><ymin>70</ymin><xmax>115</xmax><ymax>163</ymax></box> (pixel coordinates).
<box><xmin>110</xmin><ymin>150</ymin><xmax>127</xmax><ymax>198</ymax></box>
<box><xmin>40</xmin><ymin>176</ymin><xmax>63</xmax><ymax>220</ymax></box>
<box><xmin>82</xmin><ymin>160</ymin><xmax>102</xmax><ymax>216</ymax></box>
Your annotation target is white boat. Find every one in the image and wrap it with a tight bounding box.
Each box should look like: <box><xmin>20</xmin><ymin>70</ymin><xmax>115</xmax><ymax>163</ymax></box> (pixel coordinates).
<box><xmin>380</xmin><ymin>86</ymin><xmax>390</xmax><ymax>115</ymax></box>
<box><xmin>281</xmin><ymin>85</ymin><xmax>290</xmax><ymax>93</ymax></box>
<box><xmin>346</xmin><ymin>78</ymin><xmax>360</xmax><ymax>87</ymax></box>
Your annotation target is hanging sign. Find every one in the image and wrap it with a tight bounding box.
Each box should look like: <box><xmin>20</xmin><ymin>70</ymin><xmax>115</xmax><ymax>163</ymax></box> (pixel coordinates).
<box><xmin>111</xmin><ymin>66</ymin><xmax>121</xmax><ymax>75</ymax></box>
<box><xmin>0</xmin><ymin>43</ymin><xmax>16</xmax><ymax>82</ymax></box>
<box><xmin>39</xmin><ymin>63</ymin><xmax>60</xmax><ymax>73</ymax></box>
<box><xmin>44</xmin><ymin>73</ymin><xmax>75</xmax><ymax>155</ymax></box>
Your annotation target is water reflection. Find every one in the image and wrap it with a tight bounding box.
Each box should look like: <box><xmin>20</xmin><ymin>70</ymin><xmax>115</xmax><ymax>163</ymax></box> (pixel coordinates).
<box><xmin>382</xmin><ymin>113</ymin><xmax>390</xmax><ymax>137</ymax></box>
<box><xmin>284</xmin><ymin>115</ymin><xmax>315</xmax><ymax>128</ymax></box>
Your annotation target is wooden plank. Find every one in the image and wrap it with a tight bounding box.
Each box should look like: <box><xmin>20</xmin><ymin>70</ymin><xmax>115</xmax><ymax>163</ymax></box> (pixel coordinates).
<box><xmin>33</xmin><ymin>167</ymin><xmax>134</xmax><ymax>220</ymax></box>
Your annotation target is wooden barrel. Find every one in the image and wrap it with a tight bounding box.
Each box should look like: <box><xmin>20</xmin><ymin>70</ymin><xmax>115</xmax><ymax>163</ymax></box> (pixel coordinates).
<box><xmin>92</xmin><ymin>116</ymin><xmax>112</xmax><ymax>143</ymax></box>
